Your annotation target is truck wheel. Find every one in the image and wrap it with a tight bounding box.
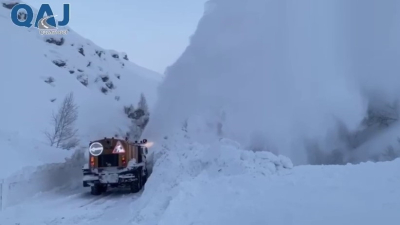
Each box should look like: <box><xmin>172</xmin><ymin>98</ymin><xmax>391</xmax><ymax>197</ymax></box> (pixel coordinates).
<box><xmin>130</xmin><ymin>172</ymin><xmax>142</xmax><ymax>193</ymax></box>
<box><xmin>91</xmin><ymin>184</ymin><xmax>102</xmax><ymax>195</ymax></box>
<box><xmin>142</xmin><ymin>170</ymin><xmax>148</xmax><ymax>185</ymax></box>
<box><xmin>101</xmin><ymin>185</ymin><xmax>108</xmax><ymax>193</ymax></box>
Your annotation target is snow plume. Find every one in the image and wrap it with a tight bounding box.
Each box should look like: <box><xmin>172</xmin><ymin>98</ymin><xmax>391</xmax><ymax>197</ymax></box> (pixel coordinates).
<box><xmin>146</xmin><ymin>0</ymin><xmax>400</xmax><ymax>164</ymax></box>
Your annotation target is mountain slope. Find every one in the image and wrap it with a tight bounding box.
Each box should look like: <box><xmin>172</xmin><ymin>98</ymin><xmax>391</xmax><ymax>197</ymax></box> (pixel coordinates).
<box><xmin>0</xmin><ymin>1</ymin><xmax>162</xmax><ymax>179</ymax></box>
<box><xmin>0</xmin><ymin>1</ymin><xmax>161</xmax><ymax>139</ymax></box>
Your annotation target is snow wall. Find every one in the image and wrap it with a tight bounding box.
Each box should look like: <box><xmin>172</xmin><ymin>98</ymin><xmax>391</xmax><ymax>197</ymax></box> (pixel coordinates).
<box><xmin>145</xmin><ymin>0</ymin><xmax>400</xmax><ymax>165</ymax></box>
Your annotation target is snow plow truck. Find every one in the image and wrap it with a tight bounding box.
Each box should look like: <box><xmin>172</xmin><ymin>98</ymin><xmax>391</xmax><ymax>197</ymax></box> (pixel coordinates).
<box><xmin>82</xmin><ymin>137</ymin><xmax>149</xmax><ymax>195</ymax></box>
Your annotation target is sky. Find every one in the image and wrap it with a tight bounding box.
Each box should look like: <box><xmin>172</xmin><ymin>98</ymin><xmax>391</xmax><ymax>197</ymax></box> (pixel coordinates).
<box><xmin>24</xmin><ymin>0</ymin><xmax>206</xmax><ymax>74</ymax></box>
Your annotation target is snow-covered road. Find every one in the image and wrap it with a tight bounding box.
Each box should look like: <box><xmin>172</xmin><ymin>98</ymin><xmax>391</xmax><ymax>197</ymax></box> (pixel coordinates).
<box><xmin>1</xmin><ymin>136</ymin><xmax>400</xmax><ymax>225</ymax></box>
<box><xmin>1</xmin><ymin>159</ymin><xmax>400</xmax><ymax>225</ymax></box>
<box><xmin>0</xmin><ymin>187</ymin><xmax>141</xmax><ymax>225</ymax></box>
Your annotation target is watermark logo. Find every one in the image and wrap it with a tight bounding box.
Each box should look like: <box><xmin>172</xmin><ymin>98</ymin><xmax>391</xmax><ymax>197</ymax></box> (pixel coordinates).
<box><xmin>10</xmin><ymin>4</ymin><xmax>70</xmax><ymax>35</ymax></box>
<box><xmin>89</xmin><ymin>142</ymin><xmax>104</xmax><ymax>156</ymax></box>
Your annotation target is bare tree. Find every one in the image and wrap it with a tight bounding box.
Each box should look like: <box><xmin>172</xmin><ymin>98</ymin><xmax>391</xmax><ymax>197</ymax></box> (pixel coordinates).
<box><xmin>45</xmin><ymin>92</ymin><xmax>79</xmax><ymax>149</ymax></box>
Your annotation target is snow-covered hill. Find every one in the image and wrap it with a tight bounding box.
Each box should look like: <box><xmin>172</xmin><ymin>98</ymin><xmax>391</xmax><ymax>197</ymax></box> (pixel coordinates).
<box><xmin>0</xmin><ymin>1</ymin><xmax>161</xmax><ymax>178</ymax></box>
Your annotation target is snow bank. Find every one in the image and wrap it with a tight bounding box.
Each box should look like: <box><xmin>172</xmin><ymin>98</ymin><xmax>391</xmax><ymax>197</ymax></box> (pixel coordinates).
<box><xmin>152</xmin><ymin>159</ymin><xmax>400</xmax><ymax>225</ymax></box>
<box><xmin>131</xmin><ymin>132</ymin><xmax>400</xmax><ymax>225</ymax></box>
<box><xmin>0</xmin><ymin>131</ymin><xmax>85</xmax><ymax>208</ymax></box>
<box><xmin>0</xmin><ymin>131</ymin><xmax>73</xmax><ymax>180</ymax></box>
<box><xmin>2</xmin><ymin>155</ymin><xmax>83</xmax><ymax>208</ymax></box>
<box><xmin>130</xmin><ymin>132</ymin><xmax>293</xmax><ymax>224</ymax></box>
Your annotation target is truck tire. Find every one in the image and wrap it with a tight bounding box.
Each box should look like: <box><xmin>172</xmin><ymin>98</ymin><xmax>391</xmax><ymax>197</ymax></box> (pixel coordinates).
<box><xmin>142</xmin><ymin>169</ymin><xmax>148</xmax><ymax>186</ymax></box>
<box><xmin>101</xmin><ymin>184</ymin><xmax>108</xmax><ymax>193</ymax></box>
<box><xmin>130</xmin><ymin>171</ymin><xmax>142</xmax><ymax>193</ymax></box>
<box><xmin>91</xmin><ymin>184</ymin><xmax>102</xmax><ymax>195</ymax></box>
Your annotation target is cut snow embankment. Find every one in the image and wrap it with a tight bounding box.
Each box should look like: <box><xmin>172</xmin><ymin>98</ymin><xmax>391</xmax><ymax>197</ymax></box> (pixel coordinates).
<box><xmin>0</xmin><ymin>131</ymin><xmax>73</xmax><ymax>180</ymax></box>
<box><xmin>129</xmin><ymin>134</ymin><xmax>293</xmax><ymax>225</ymax></box>
<box><xmin>130</xmin><ymin>134</ymin><xmax>400</xmax><ymax>225</ymax></box>
<box><xmin>0</xmin><ymin>131</ymin><xmax>84</xmax><ymax>208</ymax></box>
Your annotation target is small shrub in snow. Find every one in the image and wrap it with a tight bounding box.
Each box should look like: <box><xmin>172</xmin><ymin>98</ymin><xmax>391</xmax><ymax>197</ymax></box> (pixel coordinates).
<box><xmin>123</xmin><ymin>54</ymin><xmax>129</xmax><ymax>60</ymax></box>
<box><xmin>115</xmin><ymin>96</ymin><xmax>120</xmax><ymax>101</ymax></box>
<box><xmin>115</xmin><ymin>73</ymin><xmax>121</xmax><ymax>79</ymax></box>
<box><xmin>100</xmin><ymin>75</ymin><xmax>109</xmax><ymax>82</ymax></box>
<box><xmin>44</xmin><ymin>92</ymin><xmax>79</xmax><ymax>149</ymax></box>
<box><xmin>111</xmin><ymin>53</ymin><xmax>119</xmax><ymax>59</ymax></box>
<box><xmin>76</xmin><ymin>74</ymin><xmax>88</xmax><ymax>86</ymax></box>
<box><xmin>77</xmin><ymin>69</ymin><xmax>83</xmax><ymax>72</ymax></box>
<box><xmin>78</xmin><ymin>47</ymin><xmax>85</xmax><ymax>56</ymax></box>
<box><xmin>105</xmin><ymin>81</ymin><xmax>114</xmax><ymax>89</ymax></box>
<box><xmin>50</xmin><ymin>98</ymin><xmax>56</xmax><ymax>102</ymax></box>
<box><xmin>69</xmin><ymin>70</ymin><xmax>75</xmax><ymax>74</ymax></box>
<box><xmin>52</xmin><ymin>60</ymin><xmax>66</xmax><ymax>67</ymax></box>
<box><xmin>45</xmin><ymin>37</ymin><xmax>64</xmax><ymax>46</ymax></box>
<box><xmin>95</xmin><ymin>50</ymin><xmax>104</xmax><ymax>57</ymax></box>
<box><xmin>87</xmin><ymin>61</ymin><xmax>91</xmax><ymax>67</ymax></box>
<box><xmin>44</xmin><ymin>76</ymin><xmax>55</xmax><ymax>84</ymax></box>
<box><xmin>101</xmin><ymin>87</ymin><xmax>108</xmax><ymax>94</ymax></box>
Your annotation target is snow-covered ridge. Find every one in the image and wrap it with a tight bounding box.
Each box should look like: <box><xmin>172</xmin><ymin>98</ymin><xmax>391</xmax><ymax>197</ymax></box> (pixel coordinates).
<box><xmin>2</xmin><ymin>1</ymin><xmax>162</xmax><ymax>94</ymax></box>
<box><xmin>0</xmin><ymin>0</ymin><xmax>161</xmax><ymax>140</ymax></box>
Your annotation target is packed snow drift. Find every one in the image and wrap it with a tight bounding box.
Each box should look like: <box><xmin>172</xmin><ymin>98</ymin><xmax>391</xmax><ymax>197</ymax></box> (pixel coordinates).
<box><xmin>129</xmin><ymin>134</ymin><xmax>400</xmax><ymax>225</ymax></box>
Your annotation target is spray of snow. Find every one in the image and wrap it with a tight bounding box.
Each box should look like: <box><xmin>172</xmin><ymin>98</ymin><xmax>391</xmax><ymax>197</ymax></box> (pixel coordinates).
<box><xmin>146</xmin><ymin>0</ymin><xmax>400</xmax><ymax>164</ymax></box>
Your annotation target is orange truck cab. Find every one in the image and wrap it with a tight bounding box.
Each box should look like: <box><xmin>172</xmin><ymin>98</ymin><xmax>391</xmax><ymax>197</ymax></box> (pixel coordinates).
<box><xmin>82</xmin><ymin>137</ymin><xmax>149</xmax><ymax>195</ymax></box>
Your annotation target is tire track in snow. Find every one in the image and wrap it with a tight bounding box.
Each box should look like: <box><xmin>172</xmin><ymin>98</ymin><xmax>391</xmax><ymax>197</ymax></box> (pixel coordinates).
<box><xmin>78</xmin><ymin>192</ymin><xmax>116</xmax><ymax>208</ymax></box>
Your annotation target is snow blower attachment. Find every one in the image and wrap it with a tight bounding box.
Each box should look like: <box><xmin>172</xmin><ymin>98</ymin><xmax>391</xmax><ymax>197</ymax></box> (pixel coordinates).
<box><xmin>82</xmin><ymin>137</ymin><xmax>149</xmax><ymax>195</ymax></box>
